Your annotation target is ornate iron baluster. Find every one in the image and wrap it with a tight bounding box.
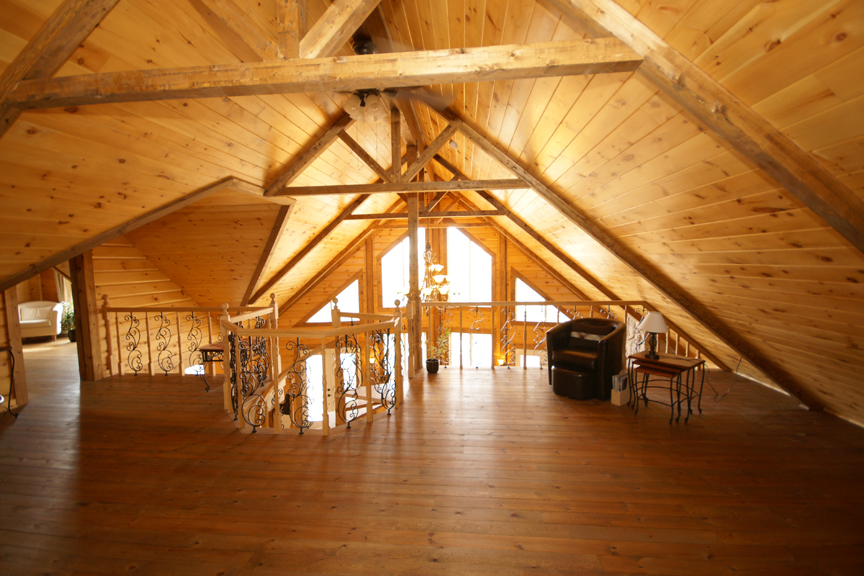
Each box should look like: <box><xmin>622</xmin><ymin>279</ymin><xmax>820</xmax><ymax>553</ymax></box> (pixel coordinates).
<box><xmin>334</xmin><ymin>333</ymin><xmax>361</xmax><ymax>428</ymax></box>
<box><xmin>124</xmin><ymin>313</ymin><xmax>143</xmax><ymax>375</ymax></box>
<box><xmin>500</xmin><ymin>306</ymin><xmax>516</xmax><ymax>367</ymax></box>
<box><xmin>185</xmin><ymin>312</ymin><xmax>205</xmax><ymax>386</ymax></box>
<box><xmin>153</xmin><ymin>313</ymin><xmax>174</xmax><ymax>376</ymax></box>
<box><xmin>371</xmin><ymin>330</ymin><xmax>396</xmax><ymax>415</ymax></box>
<box><xmin>284</xmin><ymin>338</ymin><xmax>312</xmax><ymax>434</ymax></box>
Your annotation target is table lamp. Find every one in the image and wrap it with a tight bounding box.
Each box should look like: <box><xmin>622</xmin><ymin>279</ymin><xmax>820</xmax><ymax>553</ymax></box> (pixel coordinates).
<box><xmin>637</xmin><ymin>311</ymin><xmax>668</xmax><ymax>360</ymax></box>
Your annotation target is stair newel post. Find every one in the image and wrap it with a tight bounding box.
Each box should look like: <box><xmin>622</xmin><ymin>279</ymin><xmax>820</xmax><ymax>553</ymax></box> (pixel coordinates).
<box><xmin>394</xmin><ymin>302</ymin><xmax>403</xmax><ymax>408</ymax></box>
<box><xmin>102</xmin><ymin>295</ymin><xmax>112</xmax><ymax>377</ymax></box>
<box><xmin>234</xmin><ymin>323</ymin><xmax>245</xmax><ymax>431</ymax></box>
<box><xmin>219</xmin><ymin>303</ymin><xmax>231</xmax><ymax>413</ymax></box>
<box><xmin>114</xmin><ymin>306</ymin><xmax>123</xmax><ymax>376</ymax></box>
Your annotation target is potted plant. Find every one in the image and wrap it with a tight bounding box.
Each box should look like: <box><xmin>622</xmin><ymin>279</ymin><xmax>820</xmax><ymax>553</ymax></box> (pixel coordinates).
<box><xmin>426</xmin><ymin>329</ymin><xmax>451</xmax><ymax>374</ymax></box>
<box><xmin>61</xmin><ymin>302</ymin><xmax>76</xmax><ymax>343</ymax></box>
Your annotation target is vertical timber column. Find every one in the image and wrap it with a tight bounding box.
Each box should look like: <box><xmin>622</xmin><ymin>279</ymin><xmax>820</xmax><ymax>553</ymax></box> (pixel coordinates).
<box><xmin>406</xmin><ymin>141</ymin><xmax>422</xmax><ymax>372</ymax></box>
<box><xmin>494</xmin><ymin>233</ymin><xmax>507</xmax><ymax>364</ymax></box>
<box><xmin>70</xmin><ymin>251</ymin><xmax>103</xmax><ymax>382</ymax></box>
<box><xmin>3</xmin><ymin>287</ymin><xmax>28</xmax><ymax>407</ymax></box>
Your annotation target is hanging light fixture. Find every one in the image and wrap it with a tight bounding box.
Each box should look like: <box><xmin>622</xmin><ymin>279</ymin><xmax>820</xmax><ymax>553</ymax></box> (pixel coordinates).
<box><xmin>421</xmin><ymin>242</ymin><xmax>450</xmax><ymax>303</ymax></box>
<box><xmin>342</xmin><ymin>90</ymin><xmax>389</xmax><ymax>123</ymax></box>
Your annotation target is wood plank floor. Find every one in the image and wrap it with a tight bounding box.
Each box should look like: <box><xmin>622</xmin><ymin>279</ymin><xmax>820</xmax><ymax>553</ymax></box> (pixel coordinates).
<box><xmin>2</xmin><ymin>344</ymin><xmax>864</xmax><ymax>575</ymax></box>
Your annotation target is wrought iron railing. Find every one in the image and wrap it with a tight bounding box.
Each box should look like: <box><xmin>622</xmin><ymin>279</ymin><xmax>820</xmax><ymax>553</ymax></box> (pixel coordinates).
<box><xmin>219</xmin><ymin>302</ymin><xmax>405</xmax><ymax>436</ymax></box>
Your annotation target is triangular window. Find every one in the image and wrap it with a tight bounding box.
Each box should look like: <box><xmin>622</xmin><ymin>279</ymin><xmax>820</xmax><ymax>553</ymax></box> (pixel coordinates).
<box><xmin>307</xmin><ymin>279</ymin><xmax>360</xmax><ymax>323</ymax></box>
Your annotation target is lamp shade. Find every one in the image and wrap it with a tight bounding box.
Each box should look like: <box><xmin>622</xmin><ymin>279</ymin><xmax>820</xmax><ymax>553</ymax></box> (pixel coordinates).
<box><xmin>637</xmin><ymin>311</ymin><xmax>668</xmax><ymax>334</ymax></box>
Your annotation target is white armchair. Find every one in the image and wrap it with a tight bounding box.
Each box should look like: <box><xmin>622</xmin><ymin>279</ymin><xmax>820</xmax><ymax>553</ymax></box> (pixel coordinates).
<box><xmin>18</xmin><ymin>301</ymin><xmax>64</xmax><ymax>340</ymax></box>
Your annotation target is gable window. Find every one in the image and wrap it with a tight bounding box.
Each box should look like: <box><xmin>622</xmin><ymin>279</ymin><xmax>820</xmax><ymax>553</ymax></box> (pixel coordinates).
<box><xmin>515</xmin><ymin>278</ymin><xmax>560</xmax><ymax>323</ymax></box>
<box><xmin>380</xmin><ymin>229</ymin><xmax>425</xmax><ymax>307</ymax></box>
<box><xmin>447</xmin><ymin>228</ymin><xmax>492</xmax><ymax>302</ymax></box>
<box><xmin>307</xmin><ymin>279</ymin><xmax>360</xmax><ymax>323</ymax></box>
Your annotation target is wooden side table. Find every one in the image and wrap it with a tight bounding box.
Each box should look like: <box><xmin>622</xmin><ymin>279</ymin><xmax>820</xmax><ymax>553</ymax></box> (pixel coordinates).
<box><xmin>627</xmin><ymin>351</ymin><xmax>705</xmax><ymax>424</ymax></box>
<box><xmin>198</xmin><ymin>342</ymin><xmax>225</xmax><ymax>392</ymax></box>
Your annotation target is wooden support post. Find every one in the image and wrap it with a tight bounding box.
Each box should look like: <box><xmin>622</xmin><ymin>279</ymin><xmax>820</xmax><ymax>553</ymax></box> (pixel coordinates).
<box><xmin>278</xmin><ymin>0</ymin><xmax>306</xmax><ymax>60</ymax></box>
<box><xmin>101</xmin><ymin>295</ymin><xmax>112</xmax><ymax>377</ymax></box>
<box><xmin>407</xmin><ymin>164</ymin><xmax>421</xmax><ymax>373</ymax></box>
<box><xmin>391</xmin><ymin>107</ymin><xmax>402</xmax><ymax>182</ymax></box>
<box><xmin>522</xmin><ymin>308</ymin><xmax>528</xmax><ymax>370</ymax></box>
<box><xmin>234</xmin><ymin>325</ymin><xmax>244</xmax><ymax>431</ymax></box>
<box><xmin>114</xmin><ymin>311</ymin><xmax>122</xmax><ymax>376</ymax></box>
<box><xmin>69</xmin><ymin>251</ymin><xmax>103</xmax><ymax>382</ymax></box>
<box><xmin>363</xmin><ymin>332</ymin><xmax>373</xmax><ymax>423</ymax></box>
<box><xmin>320</xmin><ymin>341</ymin><xmax>329</xmax><ymax>436</ymax></box>
<box><xmin>220</xmin><ymin>303</ymin><xmax>231</xmax><ymax>412</ymax></box>
<box><xmin>394</xmin><ymin>304</ymin><xmax>404</xmax><ymax>407</ymax></box>
<box><xmin>2</xmin><ymin>287</ymin><xmax>27</xmax><ymax>407</ymax></box>
<box><xmin>175</xmin><ymin>310</ymin><xmax>183</xmax><ymax>376</ymax></box>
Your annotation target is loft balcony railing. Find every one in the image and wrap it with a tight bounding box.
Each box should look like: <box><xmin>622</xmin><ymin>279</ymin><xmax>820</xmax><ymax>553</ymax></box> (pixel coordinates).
<box><xmin>417</xmin><ymin>300</ymin><xmax>710</xmax><ymax>370</ymax></box>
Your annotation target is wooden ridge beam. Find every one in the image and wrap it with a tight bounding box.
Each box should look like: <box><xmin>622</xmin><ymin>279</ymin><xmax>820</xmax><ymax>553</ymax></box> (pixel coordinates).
<box><xmin>546</xmin><ymin>0</ymin><xmax>864</xmax><ymax>257</ymax></box>
<box><xmin>5</xmin><ymin>39</ymin><xmax>643</xmax><ymax>110</ymax></box>
<box><xmin>0</xmin><ymin>0</ymin><xmax>121</xmax><ymax>138</ymax></box>
<box><xmin>338</xmin><ymin>132</ymin><xmax>392</xmax><ymax>182</ymax></box>
<box><xmin>445</xmin><ymin>111</ymin><xmax>816</xmax><ymax>408</ymax></box>
<box><xmin>241</xmin><ymin>204</ymin><xmax>295</xmax><ymax>306</ymax></box>
<box><xmin>250</xmin><ymin>194</ymin><xmax>371</xmax><ymax>304</ymax></box>
<box><xmin>274</xmin><ymin>179</ymin><xmax>529</xmax><ymax>196</ymax></box>
<box><xmin>0</xmin><ymin>177</ymin><xmax>240</xmax><ymax>293</ymax></box>
<box><xmin>345</xmin><ymin>210</ymin><xmax>504</xmax><ymax>220</ymax></box>
<box><xmin>265</xmin><ymin>113</ymin><xmax>354</xmax><ymax>196</ymax></box>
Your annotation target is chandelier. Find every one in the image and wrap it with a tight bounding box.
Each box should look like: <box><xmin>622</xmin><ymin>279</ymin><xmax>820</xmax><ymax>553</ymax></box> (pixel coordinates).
<box><xmin>420</xmin><ymin>242</ymin><xmax>450</xmax><ymax>302</ymax></box>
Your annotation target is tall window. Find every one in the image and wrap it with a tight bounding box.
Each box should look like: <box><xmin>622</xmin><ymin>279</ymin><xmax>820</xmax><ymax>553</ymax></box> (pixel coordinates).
<box><xmin>447</xmin><ymin>228</ymin><xmax>492</xmax><ymax>302</ymax></box>
<box><xmin>307</xmin><ymin>279</ymin><xmax>360</xmax><ymax>323</ymax></box>
<box><xmin>380</xmin><ymin>229</ymin><xmax>425</xmax><ymax>307</ymax></box>
<box><xmin>515</xmin><ymin>278</ymin><xmax>561</xmax><ymax>323</ymax></box>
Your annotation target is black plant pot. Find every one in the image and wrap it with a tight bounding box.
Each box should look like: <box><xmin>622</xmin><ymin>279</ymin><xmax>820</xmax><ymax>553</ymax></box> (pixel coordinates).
<box><xmin>426</xmin><ymin>358</ymin><xmax>439</xmax><ymax>374</ymax></box>
<box><xmin>68</xmin><ymin>329</ymin><xmax>77</xmax><ymax>343</ymax></box>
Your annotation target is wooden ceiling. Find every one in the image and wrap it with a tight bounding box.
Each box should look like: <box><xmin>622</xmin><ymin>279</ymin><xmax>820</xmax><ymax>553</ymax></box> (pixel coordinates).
<box><xmin>1</xmin><ymin>0</ymin><xmax>863</xmax><ymax>424</ymax></box>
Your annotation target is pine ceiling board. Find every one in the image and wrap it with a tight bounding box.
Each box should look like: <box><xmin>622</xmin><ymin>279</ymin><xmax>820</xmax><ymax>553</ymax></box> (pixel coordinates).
<box><xmin>664</xmin><ymin>0</ymin><xmax>762</xmax><ymax>60</ymax></box>
<box><xmin>575</xmin><ymin>130</ymin><xmax>729</xmax><ymax>211</ymax></box>
<box><xmin>599</xmin><ymin>171</ymin><xmax>780</xmax><ymax>230</ymax></box>
<box><xmin>690</xmin><ymin>0</ymin><xmax>843</xmax><ymax>86</ymax></box>
<box><xmin>553</xmin><ymin>99</ymin><xmax>683</xmax><ymax>198</ymax></box>
<box><xmin>783</xmin><ymin>95</ymin><xmax>864</xmax><ymax>153</ymax></box>
<box><xmin>632</xmin><ymin>0</ymin><xmax>699</xmax><ymax>39</ymax></box>
<box><xmin>640</xmin><ymin>227</ymin><xmax>843</xmax><ymax>255</ymax></box>
<box><xmin>531</xmin><ymin>72</ymin><xmax>633</xmax><ymax>179</ymax></box>
<box><xmin>587</xmin><ymin>151</ymin><xmax>754</xmax><ymax>221</ymax></box>
<box><xmin>689</xmin><ymin>280</ymin><xmax>863</xmax><ymax>312</ymax></box>
<box><xmin>29</xmin><ymin>106</ymin><xmax>267</xmax><ymax>183</ymax></box>
<box><xmin>722</xmin><ymin>0</ymin><xmax>863</xmax><ymax>107</ymax></box>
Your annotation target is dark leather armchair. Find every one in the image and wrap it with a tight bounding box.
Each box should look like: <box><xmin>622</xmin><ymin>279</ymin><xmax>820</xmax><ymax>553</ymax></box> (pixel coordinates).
<box><xmin>546</xmin><ymin>318</ymin><xmax>626</xmax><ymax>400</ymax></box>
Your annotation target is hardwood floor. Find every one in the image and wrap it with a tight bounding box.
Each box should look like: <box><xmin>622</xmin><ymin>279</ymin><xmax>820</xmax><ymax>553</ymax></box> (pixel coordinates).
<box><xmin>2</xmin><ymin>352</ymin><xmax>864</xmax><ymax>575</ymax></box>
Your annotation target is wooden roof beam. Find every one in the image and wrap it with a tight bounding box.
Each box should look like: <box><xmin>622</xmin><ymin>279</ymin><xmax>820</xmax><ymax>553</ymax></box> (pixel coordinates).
<box><xmin>345</xmin><ymin>210</ymin><xmax>504</xmax><ymax>220</ymax></box>
<box><xmin>338</xmin><ymin>132</ymin><xmax>392</xmax><ymax>182</ymax></box>
<box><xmin>0</xmin><ymin>0</ymin><xmax>121</xmax><ymax>139</ymax></box>
<box><xmin>241</xmin><ymin>204</ymin><xmax>295</xmax><ymax>306</ymax></box>
<box><xmin>300</xmin><ymin>0</ymin><xmax>381</xmax><ymax>60</ymax></box>
<box><xmin>264</xmin><ymin>113</ymin><xmax>354</xmax><ymax>196</ymax></box>
<box><xmin>273</xmin><ymin>179</ymin><xmax>529</xmax><ymax>196</ymax></box>
<box><xmin>546</xmin><ymin>0</ymin><xmax>864</xmax><ymax>256</ymax></box>
<box><xmin>4</xmin><ymin>39</ymin><xmax>643</xmax><ymax>109</ymax></box>
<box><xmin>442</xmin><ymin>110</ymin><xmax>819</xmax><ymax>409</ymax></box>
<box><xmin>249</xmin><ymin>194</ymin><xmax>371</xmax><ymax>304</ymax></box>
<box><xmin>0</xmin><ymin>177</ymin><xmax>243</xmax><ymax>293</ymax></box>
<box><xmin>277</xmin><ymin>0</ymin><xmax>306</xmax><ymax>60</ymax></box>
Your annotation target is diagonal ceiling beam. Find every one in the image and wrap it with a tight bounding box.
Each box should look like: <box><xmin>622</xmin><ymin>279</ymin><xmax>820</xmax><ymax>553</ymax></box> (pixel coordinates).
<box><xmin>338</xmin><ymin>132</ymin><xmax>392</xmax><ymax>182</ymax></box>
<box><xmin>249</xmin><ymin>194</ymin><xmax>371</xmax><ymax>304</ymax></box>
<box><xmin>0</xmin><ymin>177</ymin><xmax>243</xmax><ymax>293</ymax></box>
<box><xmin>187</xmin><ymin>0</ymin><xmax>275</xmax><ymax>62</ymax></box>
<box><xmin>421</xmin><ymin>191</ymin><xmax>448</xmax><ymax>214</ymax></box>
<box><xmin>546</xmin><ymin>0</ymin><xmax>864</xmax><ymax>256</ymax></box>
<box><xmin>241</xmin><ymin>203</ymin><xmax>295</xmax><ymax>306</ymax></box>
<box><xmin>4</xmin><ymin>39</ymin><xmax>643</xmax><ymax>110</ymax></box>
<box><xmin>0</xmin><ymin>0</ymin><xmax>121</xmax><ymax>138</ymax></box>
<box><xmin>402</xmin><ymin>124</ymin><xmax>458</xmax><ymax>183</ymax></box>
<box><xmin>264</xmin><ymin>113</ymin><xmax>354</xmax><ymax>196</ymax></box>
<box><xmin>345</xmin><ymin>210</ymin><xmax>504</xmax><ymax>220</ymax></box>
<box><xmin>443</xmin><ymin>109</ymin><xmax>820</xmax><ymax>410</ymax></box>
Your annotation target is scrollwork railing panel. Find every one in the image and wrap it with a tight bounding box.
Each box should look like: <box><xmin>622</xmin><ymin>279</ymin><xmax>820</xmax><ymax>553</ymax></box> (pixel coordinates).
<box><xmin>334</xmin><ymin>333</ymin><xmax>361</xmax><ymax>428</ymax></box>
<box><xmin>124</xmin><ymin>313</ymin><xmax>144</xmax><ymax>375</ymax></box>
<box><xmin>284</xmin><ymin>339</ymin><xmax>312</xmax><ymax>434</ymax></box>
<box><xmin>154</xmin><ymin>312</ymin><xmax>174</xmax><ymax>376</ymax></box>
